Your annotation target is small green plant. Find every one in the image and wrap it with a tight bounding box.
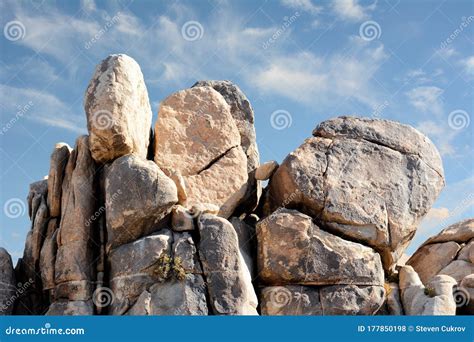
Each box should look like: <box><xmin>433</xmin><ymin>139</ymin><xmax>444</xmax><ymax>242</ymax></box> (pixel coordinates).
<box><xmin>154</xmin><ymin>252</ymin><xmax>172</xmax><ymax>280</ymax></box>
<box><xmin>424</xmin><ymin>286</ymin><xmax>436</xmax><ymax>298</ymax></box>
<box><xmin>173</xmin><ymin>256</ymin><xmax>186</xmax><ymax>281</ymax></box>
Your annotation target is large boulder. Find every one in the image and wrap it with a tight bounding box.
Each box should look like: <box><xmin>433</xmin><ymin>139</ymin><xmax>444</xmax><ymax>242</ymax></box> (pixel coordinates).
<box><xmin>0</xmin><ymin>248</ymin><xmax>16</xmax><ymax>315</ymax></box>
<box><xmin>197</xmin><ymin>213</ymin><xmax>258</xmax><ymax>315</ymax></box>
<box><xmin>399</xmin><ymin>266</ymin><xmax>457</xmax><ymax>315</ymax></box>
<box><xmin>47</xmin><ymin>143</ymin><xmax>71</xmax><ymax>217</ymax></box>
<box><xmin>84</xmin><ymin>54</ymin><xmax>152</xmax><ymax>163</ymax></box>
<box><xmin>105</xmin><ymin>155</ymin><xmax>178</xmax><ymax>249</ymax></box>
<box><xmin>54</xmin><ymin>136</ymin><xmax>97</xmax><ymax>303</ymax></box>
<box><xmin>192</xmin><ymin>80</ymin><xmax>261</xmax><ymax>212</ymax></box>
<box><xmin>266</xmin><ymin>116</ymin><xmax>445</xmax><ymax>270</ymax></box>
<box><xmin>257</xmin><ymin>209</ymin><xmax>384</xmax><ymax>286</ymax></box>
<box><xmin>154</xmin><ymin>86</ymin><xmax>248</xmax><ymax>218</ymax></box>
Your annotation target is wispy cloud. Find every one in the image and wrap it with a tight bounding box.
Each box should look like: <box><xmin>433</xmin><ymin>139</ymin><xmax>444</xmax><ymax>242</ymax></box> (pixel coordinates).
<box><xmin>332</xmin><ymin>0</ymin><xmax>376</xmax><ymax>22</ymax></box>
<box><xmin>406</xmin><ymin>86</ymin><xmax>444</xmax><ymax>116</ymax></box>
<box><xmin>280</xmin><ymin>0</ymin><xmax>322</xmax><ymax>15</ymax></box>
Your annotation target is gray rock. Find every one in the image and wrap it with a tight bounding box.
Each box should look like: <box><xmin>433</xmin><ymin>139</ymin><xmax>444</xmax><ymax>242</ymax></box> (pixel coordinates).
<box><xmin>84</xmin><ymin>54</ymin><xmax>152</xmax><ymax>163</ymax></box>
<box><xmin>46</xmin><ymin>300</ymin><xmax>94</xmax><ymax>315</ymax></box>
<box><xmin>171</xmin><ymin>205</ymin><xmax>194</xmax><ymax>232</ymax></box>
<box><xmin>230</xmin><ymin>217</ymin><xmax>256</xmax><ymax>278</ymax></box>
<box><xmin>257</xmin><ymin>209</ymin><xmax>384</xmax><ymax>286</ymax></box>
<box><xmin>39</xmin><ymin>219</ymin><xmax>58</xmax><ymax>291</ymax></box>
<box><xmin>0</xmin><ymin>248</ymin><xmax>16</xmax><ymax>315</ymax></box>
<box><xmin>27</xmin><ymin>179</ymin><xmax>48</xmax><ymax>220</ymax></box>
<box><xmin>197</xmin><ymin>214</ymin><xmax>258</xmax><ymax>315</ymax></box>
<box><xmin>267</xmin><ymin>117</ymin><xmax>445</xmax><ymax>270</ymax></box>
<box><xmin>386</xmin><ymin>282</ymin><xmax>404</xmax><ymax>315</ymax></box>
<box><xmin>105</xmin><ymin>155</ymin><xmax>177</xmax><ymax>249</ymax></box>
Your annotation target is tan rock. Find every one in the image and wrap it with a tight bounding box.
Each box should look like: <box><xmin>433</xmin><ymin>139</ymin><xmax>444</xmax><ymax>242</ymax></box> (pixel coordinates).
<box><xmin>257</xmin><ymin>208</ymin><xmax>384</xmax><ymax>286</ymax></box>
<box><xmin>423</xmin><ymin>218</ymin><xmax>474</xmax><ymax>245</ymax></box>
<box><xmin>407</xmin><ymin>241</ymin><xmax>460</xmax><ymax>284</ymax></box>
<box><xmin>47</xmin><ymin>143</ymin><xmax>71</xmax><ymax>217</ymax></box>
<box><xmin>255</xmin><ymin>160</ymin><xmax>279</xmax><ymax>180</ymax></box>
<box><xmin>438</xmin><ymin>260</ymin><xmax>474</xmax><ymax>283</ymax></box>
<box><xmin>458</xmin><ymin>239</ymin><xmax>474</xmax><ymax>262</ymax></box>
<box><xmin>85</xmin><ymin>54</ymin><xmax>152</xmax><ymax>163</ymax></box>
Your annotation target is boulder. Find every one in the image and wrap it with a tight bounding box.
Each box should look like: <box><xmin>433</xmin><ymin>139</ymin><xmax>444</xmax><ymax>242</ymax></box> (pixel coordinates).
<box><xmin>27</xmin><ymin>179</ymin><xmax>47</xmax><ymax>220</ymax></box>
<box><xmin>46</xmin><ymin>300</ymin><xmax>94</xmax><ymax>315</ymax></box>
<box><xmin>54</xmin><ymin>136</ymin><xmax>97</xmax><ymax>302</ymax></box>
<box><xmin>154</xmin><ymin>86</ymin><xmax>248</xmax><ymax>218</ymax></box>
<box><xmin>192</xmin><ymin>80</ymin><xmax>261</xmax><ymax>212</ymax></box>
<box><xmin>197</xmin><ymin>214</ymin><xmax>258</xmax><ymax>315</ymax></box>
<box><xmin>266</xmin><ymin>116</ymin><xmax>445</xmax><ymax>270</ymax></box>
<box><xmin>0</xmin><ymin>248</ymin><xmax>16</xmax><ymax>315</ymax></box>
<box><xmin>407</xmin><ymin>241</ymin><xmax>460</xmax><ymax>284</ymax></box>
<box><xmin>399</xmin><ymin>266</ymin><xmax>457</xmax><ymax>315</ymax></box>
<box><xmin>255</xmin><ymin>160</ymin><xmax>279</xmax><ymax>180</ymax></box>
<box><xmin>47</xmin><ymin>143</ymin><xmax>71</xmax><ymax>217</ymax></box>
<box><xmin>257</xmin><ymin>209</ymin><xmax>384</xmax><ymax>286</ymax></box>
<box><xmin>108</xmin><ymin>230</ymin><xmax>172</xmax><ymax>314</ymax></box>
<box><xmin>171</xmin><ymin>205</ymin><xmax>195</xmax><ymax>232</ymax></box>
<box><xmin>84</xmin><ymin>54</ymin><xmax>152</xmax><ymax>163</ymax></box>
<box><xmin>423</xmin><ymin>219</ymin><xmax>474</xmax><ymax>245</ymax></box>
<box><xmin>39</xmin><ymin>219</ymin><xmax>58</xmax><ymax>291</ymax></box>
<box><xmin>230</xmin><ymin>217</ymin><xmax>257</xmax><ymax>278</ymax></box>
<box><xmin>458</xmin><ymin>274</ymin><xmax>474</xmax><ymax>314</ymax></box>
<box><xmin>385</xmin><ymin>282</ymin><xmax>404</xmax><ymax>315</ymax></box>
<box><xmin>105</xmin><ymin>155</ymin><xmax>177</xmax><ymax>249</ymax></box>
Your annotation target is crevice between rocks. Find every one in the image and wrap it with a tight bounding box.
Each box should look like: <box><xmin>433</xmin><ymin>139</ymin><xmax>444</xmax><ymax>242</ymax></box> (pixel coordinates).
<box><xmin>196</xmin><ymin>145</ymin><xmax>239</xmax><ymax>175</ymax></box>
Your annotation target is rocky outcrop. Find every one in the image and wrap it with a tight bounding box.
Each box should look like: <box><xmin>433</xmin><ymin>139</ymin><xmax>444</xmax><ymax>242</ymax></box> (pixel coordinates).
<box><xmin>265</xmin><ymin>117</ymin><xmax>445</xmax><ymax>271</ymax></box>
<box><xmin>5</xmin><ymin>55</ymin><xmax>453</xmax><ymax>317</ymax></box>
<box><xmin>84</xmin><ymin>54</ymin><xmax>152</xmax><ymax>164</ymax></box>
<box><xmin>407</xmin><ymin>219</ymin><xmax>474</xmax><ymax>314</ymax></box>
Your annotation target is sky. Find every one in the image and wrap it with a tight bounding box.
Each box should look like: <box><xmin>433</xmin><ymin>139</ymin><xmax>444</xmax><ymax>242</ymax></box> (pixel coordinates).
<box><xmin>0</xmin><ymin>0</ymin><xmax>473</xmax><ymax>263</ymax></box>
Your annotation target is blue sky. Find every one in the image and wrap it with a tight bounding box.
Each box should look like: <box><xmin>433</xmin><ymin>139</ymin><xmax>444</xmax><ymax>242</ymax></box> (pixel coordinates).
<box><xmin>0</xmin><ymin>0</ymin><xmax>473</xmax><ymax>263</ymax></box>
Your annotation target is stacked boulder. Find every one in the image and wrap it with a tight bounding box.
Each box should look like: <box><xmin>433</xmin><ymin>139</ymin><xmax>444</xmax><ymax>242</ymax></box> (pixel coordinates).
<box><xmin>6</xmin><ymin>53</ymin><xmax>459</xmax><ymax>316</ymax></box>
<box><xmin>406</xmin><ymin>219</ymin><xmax>474</xmax><ymax>314</ymax></box>
<box><xmin>258</xmin><ymin>116</ymin><xmax>445</xmax><ymax>315</ymax></box>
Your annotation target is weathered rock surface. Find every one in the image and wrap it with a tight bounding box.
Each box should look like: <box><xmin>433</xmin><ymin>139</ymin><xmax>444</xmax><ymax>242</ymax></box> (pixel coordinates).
<box><xmin>154</xmin><ymin>86</ymin><xmax>248</xmax><ymax>218</ymax></box>
<box><xmin>261</xmin><ymin>284</ymin><xmax>384</xmax><ymax>315</ymax></box>
<box><xmin>257</xmin><ymin>209</ymin><xmax>384</xmax><ymax>286</ymax></box>
<box><xmin>192</xmin><ymin>80</ymin><xmax>261</xmax><ymax>212</ymax></box>
<box><xmin>105</xmin><ymin>155</ymin><xmax>177</xmax><ymax>249</ymax></box>
<box><xmin>108</xmin><ymin>230</ymin><xmax>172</xmax><ymax>314</ymax></box>
<box><xmin>47</xmin><ymin>143</ymin><xmax>71</xmax><ymax>217</ymax></box>
<box><xmin>408</xmin><ymin>219</ymin><xmax>474</xmax><ymax>285</ymax></box>
<box><xmin>0</xmin><ymin>248</ymin><xmax>16</xmax><ymax>315</ymax></box>
<box><xmin>46</xmin><ymin>300</ymin><xmax>94</xmax><ymax>315</ymax></box>
<box><xmin>458</xmin><ymin>274</ymin><xmax>474</xmax><ymax>314</ymax></box>
<box><xmin>39</xmin><ymin>219</ymin><xmax>58</xmax><ymax>291</ymax></box>
<box><xmin>54</xmin><ymin>136</ymin><xmax>97</xmax><ymax>303</ymax></box>
<box><xmin>198</xmin><ymin>214</ymin><xmax>258</xmax><ymax>315</ymax></box>
<box><xmin>255</xmin><ymin>160</ymin><xmax>278</xmax><ymax>180</ymax></box>
<box><xmin>266</xmin><ymin>116</ymin><xmax>445</xmax><ymax>270</ymax></box>
<box><xmin>399</xmin><ymin>266</ymin><xmax>457</xmax><ymax>315</ymax></box>
<box><xmin>85</xmin><ymin>54</ymin><xmax>152</xmax><ymax>163</ymax></box>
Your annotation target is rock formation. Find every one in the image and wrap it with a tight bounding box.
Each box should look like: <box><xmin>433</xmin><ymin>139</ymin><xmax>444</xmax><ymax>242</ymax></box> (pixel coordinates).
<box><xmin>4</xmin><ymin>54</ymin><xmax>463</xmax><ymax>316</ymax></box>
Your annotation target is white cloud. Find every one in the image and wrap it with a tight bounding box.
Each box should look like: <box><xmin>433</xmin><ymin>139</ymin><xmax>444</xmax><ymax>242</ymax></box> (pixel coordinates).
<box><xmin>461</xmin><ymin>56</ymin><xmax>474</xmax><ymax>75</ymax></box>
<box><xmin>0</xmin><ymin>84</ymin><xmax>86</xmax><ymax>134</ymax></box>
<box><xmin>416</xmin><ymin>120</ymin><xmax>457</xmax><ymax>156</ymax></box>
<box><xmin>280</xmin><ymin>0</ymin><xmax>322</xmax><ymax>15</ymax></box>
<box><xmin>332</xmin><ymin>0</ymin><xmax>376</xmax><ymax>22</ymax></box>
<box><xmin>406</xmin><ymin>86</ymin><xmax>444</xmax><ymax>116</ymax></box>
